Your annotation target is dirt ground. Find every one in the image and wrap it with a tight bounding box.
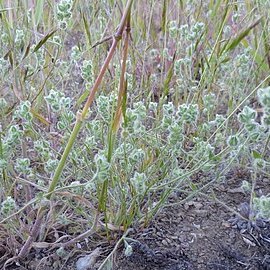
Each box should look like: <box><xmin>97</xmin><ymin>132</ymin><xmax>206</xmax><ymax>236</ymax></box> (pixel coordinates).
<box><xmin>2</xmin><ymin>167</ymin><xmax>270</xmax><ymax>270</ymax></box>
<box><xmin>114</xmin><ymin>168</ymin><xmax>270</xmax><ymax>270</ymax></box>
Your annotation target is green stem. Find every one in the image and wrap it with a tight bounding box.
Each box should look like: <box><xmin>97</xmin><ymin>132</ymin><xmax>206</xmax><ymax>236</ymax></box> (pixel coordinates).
<box><xmin>47</xmin><ymin>112</ymin><xmax>83</xmax><ymax>198</ymax></box>
<box><xmin>47</xmin><ymin>0</ymin><xmax>134</xmax><ymax>198</ymax></box>
<box><xmin>16</xmin><ymin>0</ymin><xmax>134</xmax><ymax>260</ymax></box>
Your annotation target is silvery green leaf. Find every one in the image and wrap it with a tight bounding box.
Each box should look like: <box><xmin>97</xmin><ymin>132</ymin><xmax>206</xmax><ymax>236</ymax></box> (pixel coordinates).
<box><xmin>124</xmin><ymin>243</ymin><xmax>133</xmax><ymax>257</ymax></box>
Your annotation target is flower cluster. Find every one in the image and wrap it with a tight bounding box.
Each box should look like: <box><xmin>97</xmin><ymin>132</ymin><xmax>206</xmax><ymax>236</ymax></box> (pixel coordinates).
<box><xmin>253</xmin><ymin>196</ymin><xmax>270</xmax><ymax>220</ymax></box>
<box><xmin>15</xmin><ymin>158</ymin><xmax>32</xmax><ymax>175</ymax></box>
<box><xmin>45</xmin><ymin>89</ymin><xmax>71</xmax><ymax>112</ymax></box>
<box><xmin>258</xmin><ymin>87</ymin><xmax>270</xmax><ymax>127</ymax></box>
<box><xmin>1</xmin><ymin>196</ymin><xmax>16</xmax><ymax>216</ymax></box>
<box><xmin>94</xmin><ymin>152</ymin><xmax>110</xmax><ymax>183</ymax></box>
<box><xmin>0</xmin><ymin>57</ymin><xmax>9</xmax><ymax>77</ymax></box>
<box><xmin>13</xmin><ymin>101</ymin><xmax>33</xmax><ymax>122</ymax></box>
<box><xmin>15</xmin><ymin>29</ymin><xmax>25</xmax><ymax>47</ymax></box>
<box><xmin>56</xmin><ymin>0</ymin><xmax>73</xmax><ymax>29</ymax></box>
<box><xmin>238</xmin><ymin>106</ymin><xmax>259</xmax><ymax>136</ymax></box>
<box><xmin>81</xmin><ymin>60</ymin><xmax>94</xmax><ymax>83</ymax></box>
<box><xmin>178</xmin><ymin>22</ymin><xmax>205</xmax><ymax>41</ymax></box>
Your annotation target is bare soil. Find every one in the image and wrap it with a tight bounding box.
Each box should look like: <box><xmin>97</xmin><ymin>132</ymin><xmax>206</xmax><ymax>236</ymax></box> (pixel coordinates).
<box><xmin>115</xmin><ymin>167</ymin><xmax>270</xmax><ymax>270</ymax></box>
<box><xmin>2</xmin><ymin>167</ymin><xmax>270</xmax><ymax>270</ymax></box>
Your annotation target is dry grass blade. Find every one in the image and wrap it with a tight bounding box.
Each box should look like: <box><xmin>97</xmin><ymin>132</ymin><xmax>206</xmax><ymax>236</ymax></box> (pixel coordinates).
<box><xmin>32</xmin><ymin>29</ymin><xmax>57</xmax><ymax>53</ymax></box>
<box><xmin>82</xmin><ymin>11</ymin><xmax>92</xmax><ymax>47</ymax></box>
<box><xmin>161</xmin><ymin>0</ymin><xmax>167</xmax><ymax>34</ymax></box>
<box><xmin>162</xmin><ymin>51</ymin><xmax>176</xmax><ymax>99</ymax></box>
<box><xmin>0</xmin><ymin>7</ymin><xmax>14</xmax><ymax>13</ymax></box>
<box><xmin>34</xmin><ymin>0</ymin><xmax>45</xmax><ymax>27</ymax></box>
<box><xmin>225</xmin><ymin>17</ymin><xmax>262</xmax><ymax>53</ymax></box>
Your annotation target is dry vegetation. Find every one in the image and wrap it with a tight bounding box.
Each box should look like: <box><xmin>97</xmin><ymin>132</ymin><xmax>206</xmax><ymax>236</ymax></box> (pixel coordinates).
<box><xmin>0</xmin><ymin>0</ymin><xmax>270</xmax><ymax>269</ymax></box>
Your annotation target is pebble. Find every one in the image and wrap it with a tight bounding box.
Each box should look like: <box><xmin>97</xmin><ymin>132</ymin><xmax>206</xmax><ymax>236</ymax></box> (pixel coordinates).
<box><xmin>262</xmin><ymin>178</ymin><xmax>269</xmax><ymax>183</ymax></box>
<box><xmin>178</xmin><ymin>235</ymin><xmax>187</xmax><ymax>242</ymax></box>
<box><xmin>194</xmin><ymin>202</ymin><xmax>203</xmax><ymax>209</ymax></box>
<box><xmin>193</xmin><ymin>209</ymin><xmax>208</xmax><ymax>217</ymax></box>
<box><xmin>187</xmin><ymin>216</ymin><xmax>195</xmax><ymax>222</ymax></box>
<box><xmin>242</xmin><ymin>236</ymin><xmax>256</xmax><ymax>247</ymax></box>
<box><xmin>161</xmin><ymin>239</ymin><xmax>170</xmax><ymax>246</ymax></box>
<box><xmin>193</xmin><ymin>223</ymin><xmax>201</xmax><ymax>229</ymax></box>
<box><xmin>76</xmin><ymin>248</ymin><xmax>101</xmax><ymax>270</ymax></box>
<box><xmin>184</xmin><ymin>203</ymin><xmax>190</xmax><ymax>211</ymax></box>
<box><xmin>222</xmin><ymin>221</ymin><xmax>231</xmax><ymax>228</ymax></box>
<box><xmin>181</xmin><ymin>226</ymin><xmax>192</xmax><ymax>232</ymax></box>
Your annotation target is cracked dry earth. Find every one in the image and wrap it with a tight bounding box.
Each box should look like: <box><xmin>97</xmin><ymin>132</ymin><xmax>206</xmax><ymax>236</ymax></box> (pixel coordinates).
<box><xmin>115</xmin><ymin>168</ymin><xmax>270</xmax><ymax>270</ymax></box>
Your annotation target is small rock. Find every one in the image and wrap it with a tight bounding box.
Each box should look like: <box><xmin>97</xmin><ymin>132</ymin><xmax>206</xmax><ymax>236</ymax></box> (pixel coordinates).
<box><xmin>262</xmin><ymin>178</ymin><xmax>268</xmax><ymax>183</ymax></box>
<box><xmin>162</xmin><ymin>239</ymin><xmax>169</xmax><ymax>246</ymax></box>
<box><xmin>182</xmin><ymin>226</ymin><xmax>192</xmax><ymax>232</ymax></box>
<box><xmin>242</xmin><ymin>236</ymin><xmax>256</xmax><ymax>247</ymax></box>
<box><xmin>184</xmin><ymin>203</ymin><xmax>190</xmax><ymax>210</ymax></box>
<box><xmin>193</xmin><ymin>223</ymin><xmax>201</xmax><ymax>229</ymax></box>
<box><xmin>178</xmin><ymin>235</ymin><xmax>187</xmax><ymax>243</ymax></box>
<box><xmin>194</xmin><ymin>202</ymin><xmax>203</xmax><ymax>209</ymax></box>
<box><xmin>222</xmin><ymin>221</ymin><xmax>231</xmax><ymax>228</ymax></box>
<box><xmin>187</xmin><ymin>216</ymin><xmax>195</xmax><ymax>222</ymax></box>
<box><xmin>76</xmin><ymin>248</ymin><xmax>101</xmax><ymax>270</ymax></box>
<box><xmin>193</xmin><ymin>209</ymin><xmax>208</xmax><ymax>217</ymax></box>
